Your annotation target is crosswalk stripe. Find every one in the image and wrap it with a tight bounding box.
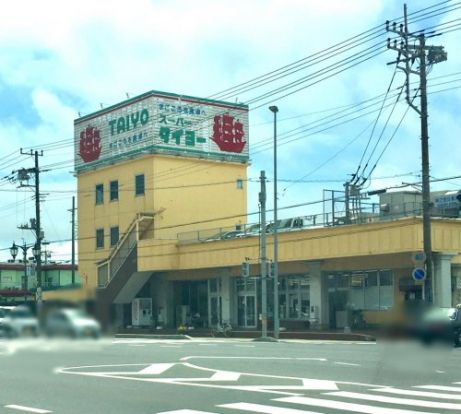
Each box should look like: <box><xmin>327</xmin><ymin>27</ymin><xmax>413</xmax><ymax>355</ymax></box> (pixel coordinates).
<box><xmin>156</xmin><ymin>410</ymin><xmax>216</xmax><ymax>414</ymax></box>
<box><xmin>415</xmin><ymin>385</ymin><xmax>461</xmax><ymax>392</ymax></box>
<box><xmin>326</xmin><ymin>391</ymin><xmax>461</xmax><ymax>410</ymax></box>
<box><xmin>218</xmin><ymin>402</ymin><xmax>322</xmax><ymax>414</ymax></box>
<box><xmin>371</xmin><ymin>387</ymin><xmax>461</xmax><ymax>400</ymax></box>
<box><xmin>138</xmin><ymin>363</ymin><xmax>175</xmax><ymax>375</ymax></box>
<box><xmin>277</xmin><ymin>396</ymin><xmax>437</xmax><ymax>414</ymax></box>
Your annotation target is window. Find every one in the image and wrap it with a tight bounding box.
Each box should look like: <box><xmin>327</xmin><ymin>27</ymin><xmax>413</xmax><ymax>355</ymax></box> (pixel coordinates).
<box><xmin>110</xmin><ymin>180</ymin><xmax>119</xmax><ymax>201</ymax></box>
<box><xmin>135</xmin><ymin>174</ymin><xmax>145</xmax><ymax>196</ymax></box>
<box><xmin>96</xmin><ymin>228</ymin><xmax>104</xmax><ymax>249</ymax></box>
<box><xmin>236</xmin><ymin>179</ymin><xmax>243</xmax><ymax>189</ymax></box>
<box><xmin>110</xmin><ymin>226</ymin><xmax>119</xmax><ymax>247</ymax></box>
<box><xmin>95</xmin><ymin>184</ymin><xmax>104</xmax><ymax>205</ymax></box>
<box><xmin>327</xmin><ymin>270</ymin><xmax>394</xmax><ymax>311</ymax></box>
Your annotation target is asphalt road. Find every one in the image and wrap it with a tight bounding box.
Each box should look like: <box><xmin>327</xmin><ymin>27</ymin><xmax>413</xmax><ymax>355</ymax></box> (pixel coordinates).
<box><xmin>0</xmin><ymin>337</ymin><xmax>460</xmax><ymax>414</ymax></box>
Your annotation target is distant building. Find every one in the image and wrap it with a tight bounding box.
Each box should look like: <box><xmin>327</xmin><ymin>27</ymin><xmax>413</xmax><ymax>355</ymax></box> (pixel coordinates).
<box><xmin>0</xmin><ymin>262</ymin><xmax>80</xmax><ymax>305</ymax></box>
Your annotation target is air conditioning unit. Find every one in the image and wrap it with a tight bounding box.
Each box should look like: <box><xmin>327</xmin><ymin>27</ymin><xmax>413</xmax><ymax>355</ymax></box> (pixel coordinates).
<box><xmin>132</xmin><ymin>298</ymin><xmax>152</xmax><ymax>327</ymax></box>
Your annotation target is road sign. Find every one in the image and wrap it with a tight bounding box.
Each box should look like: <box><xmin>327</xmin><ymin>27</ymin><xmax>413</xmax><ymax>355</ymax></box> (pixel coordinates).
<box><xmin>411</xmin><ymin>251</ymin><xmax>426</xmax><ymax>264</ymax></box>
<box><xmin>412</xmin><ymin>267</ymin><xmax>426</xmax><ymax>281</ymax></box>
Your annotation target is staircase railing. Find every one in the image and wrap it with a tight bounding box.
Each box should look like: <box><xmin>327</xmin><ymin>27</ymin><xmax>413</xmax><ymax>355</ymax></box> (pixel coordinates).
<box><xmin>97</xmin><ymin>213</ymin><xmax>154</xmax><ymax>288</ymax></box>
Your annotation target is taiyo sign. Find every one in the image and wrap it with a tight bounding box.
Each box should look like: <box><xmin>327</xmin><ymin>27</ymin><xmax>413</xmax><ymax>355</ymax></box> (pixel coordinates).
<box><xmin>74</xmin><ymin>91</ymin><xmax>249</xmax><ymax>172</ymax></box>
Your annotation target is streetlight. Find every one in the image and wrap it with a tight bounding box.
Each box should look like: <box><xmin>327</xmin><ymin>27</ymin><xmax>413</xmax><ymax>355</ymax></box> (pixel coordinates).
<box><xmin>10</xmin><ymin>241</ymin><xmax>33</xmax><ymax>302</ymax></box>
<box><xmin>269</xmin><ymin>105</ymin><xmax>279</xmax><ymax>339</ymax></box>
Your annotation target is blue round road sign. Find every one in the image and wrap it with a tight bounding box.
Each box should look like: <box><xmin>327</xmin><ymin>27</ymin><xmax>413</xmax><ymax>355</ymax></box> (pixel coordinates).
<box><xmin>412</xmin><ymin>267</ymin><xmax>426</xmax><ymax>281</ymax></box>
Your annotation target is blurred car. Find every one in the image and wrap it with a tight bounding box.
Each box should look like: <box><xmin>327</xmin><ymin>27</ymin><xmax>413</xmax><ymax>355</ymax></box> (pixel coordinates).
<box><xmin>417</xmin><ymin>306</ymin><xmax>461</xmax><ymax>347</ymax></box>
<box><xmin>236</xmin><ymin>223</ymin><xmax>261</xmax><ymax>238</ymax></box>
<box><xmin>205</xmin><ymin>230</ymin><xmax>242</xmax><ymax>241</ymax></box>
<box><xmin>45</xmin><ymin>308</ymin><xmax>101</xmax><ymax>338</ymax></box>
<box><xmin>0</xmin><ymin>305</ymin><xmax>39</xmax><ymax>338</ymax></box>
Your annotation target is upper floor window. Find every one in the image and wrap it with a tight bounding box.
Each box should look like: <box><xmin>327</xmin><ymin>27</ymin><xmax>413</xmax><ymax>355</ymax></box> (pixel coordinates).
<box><xmin>236</xmin><ymin>179</ymin><xmax>243</xmax><ymax>189</ymax></box>
<box><xmin>110</xmin><ymin>226</ymin><xmax>119</xmax><ymax>247</ymax></box>
<box><xmin>95</xmin><ymin>184</ymin><xmax>104</xmax><ymax>205</ymax></box>
<box><xmin>96</xmin><ymin>228</ymin><xmax>104</xmax><ymax>249</ymax></box>
<box><xmin>135</xmin><ymin>174</ymin><xmax>145</xmax><ymax>196</ymax></box>
<box><xmin>110</xmin><ymin>180</ymin><xmax>119</xmax><ymax>202</ymax></box>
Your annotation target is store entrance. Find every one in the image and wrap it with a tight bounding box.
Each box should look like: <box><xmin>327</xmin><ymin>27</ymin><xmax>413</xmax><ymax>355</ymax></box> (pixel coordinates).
<box><xmin>237</xmin><ymin>295</ymin><xmax>257</xmax><ymax>328</ymax></box>
<box><xmin>236</xmin><ymin>278</ymin><xmax>258</xmax><ymax>328</ymax></box>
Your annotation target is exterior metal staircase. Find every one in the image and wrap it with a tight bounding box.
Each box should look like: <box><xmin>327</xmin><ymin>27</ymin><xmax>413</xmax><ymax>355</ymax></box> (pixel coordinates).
<box><xmin>96</xmin><ymin>213</ymin><xmax>155</xmax><ymax>323</ymax></box>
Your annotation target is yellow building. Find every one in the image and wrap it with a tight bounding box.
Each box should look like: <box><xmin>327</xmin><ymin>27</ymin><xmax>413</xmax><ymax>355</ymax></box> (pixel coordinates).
<box><xmin>74</xmin><ymin>90</ymin><xmax>461</xmax><ymax>331</ymax></box>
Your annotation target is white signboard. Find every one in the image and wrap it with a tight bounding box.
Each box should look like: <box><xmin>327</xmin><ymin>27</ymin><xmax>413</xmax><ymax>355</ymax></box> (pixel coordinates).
<box><xmin>74</xmin><ymin>91</ymin><xmax>249</xmax><ymax>172</ymax></box>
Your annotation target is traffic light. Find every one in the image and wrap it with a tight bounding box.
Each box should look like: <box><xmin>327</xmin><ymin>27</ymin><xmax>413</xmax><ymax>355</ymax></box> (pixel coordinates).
<box><xmin>241</xmin><ymin>261</ymin><xmax>250</xmax><ymax>278</ymax></box>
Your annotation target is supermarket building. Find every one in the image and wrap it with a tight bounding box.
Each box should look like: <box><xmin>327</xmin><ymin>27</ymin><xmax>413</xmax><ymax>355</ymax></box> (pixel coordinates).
<box><xmin>73</xmin><ymin>90</ymin><xmax>461</xmax><ymax>331</ymax></box>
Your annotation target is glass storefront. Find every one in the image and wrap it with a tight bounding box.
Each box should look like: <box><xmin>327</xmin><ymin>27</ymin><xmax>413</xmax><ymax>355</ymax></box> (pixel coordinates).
<box><xmin>279</xmin><ymin>275</ymin><xmax>310</xmax><ymax>321</ymax></box>
<box><xmin>236</xmin><ymin>278</ymin><xmax>257</xmax><ymax>328</ymax></box>
<box><xmin>326</xmin><ymin>269</ymin><xmax>394</xmax><ymax>311</ymax></box>
<box><xmin>208</xmin><ymin>278</ymin><xmax>222</xmax><ymax>326</ymax></box>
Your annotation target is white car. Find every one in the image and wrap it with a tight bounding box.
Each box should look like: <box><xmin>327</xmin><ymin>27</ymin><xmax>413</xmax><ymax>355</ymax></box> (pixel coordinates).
<box><xmin>0</xmin><ymin>305</ymin><xmax>39</xmax><ymax>338</ymax></box>
<box><xmin>45</xmin><ymin>308</ymin><xmax>101</xmax><ymax>338</ymax></box>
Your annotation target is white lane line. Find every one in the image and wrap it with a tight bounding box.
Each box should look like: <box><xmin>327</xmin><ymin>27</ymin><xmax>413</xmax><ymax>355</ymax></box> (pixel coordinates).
<box><xmin>160</xmin><ymin>346</ymin><xmax>182</xmax><ymax>348</ymax></box>
<box><xmin>372</xmin><ymin>387</ymin><xmax>461</xmax><ymax>400</ymax></box>
<box><xmin>180</xmin><ymin>356</ymin><xmax>325</xmax><ymax>361</ymax></box>
<box><xmin>234</xmin><ymin>345</ymin><xmax>255</xmax><ymax>348</ymax></box>
<box><xmin>157</xmin><ymin>410</ymin><xmax>217</xmax><ymax>414</ymax></box>
<box><xmin>198</xmin><ymin>344</ymin><xmax>217</xmax><ymax>346</ymax></box>
<box><xmin>219</xmin><ymin>402</ymin><xmax>321</xmax><ymax>414</ymax></box>
<box><xmin>4</xmin><ymin>405</ymin><xmax>52</xmax><ymax>413</ymax></box>
<box><xmin>436</xmin><ymin>370</ymin><xmax>445</xmax><ymax>374</ymax></box>
<box><xmin>129</xmin><ymin>344</ymin><xmax>146</xmax><ymax>347</ymax></box>
<box><xmin>326</xmin><ymin>391</ymin><xmax>461</xmax><ymax>410</ymax></box>
<box><xmin>138</xmin><ymin>363</ymin><xmax>175</xmax><ymax>375</ymax></box>
<box><xmin>416</xmin><ymin>385</ymin><xmax>461</xmax><ymax>392</ymax></box>
<box><xmin>277</xmin><ymin>396</ymin><xmax>436</xmax><ymax>414</ymax></box>
<box><xmin>334</xmin><ymin>362</ymin><xmax>361</xmax><ymax>366</ymax></box>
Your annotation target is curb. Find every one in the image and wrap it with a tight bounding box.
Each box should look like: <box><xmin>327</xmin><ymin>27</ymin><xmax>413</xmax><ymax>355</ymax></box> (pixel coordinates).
<box><xmin>114</xmin><ymin>333</ymin><xmax>191</xmax><ymax>340</ymax></box>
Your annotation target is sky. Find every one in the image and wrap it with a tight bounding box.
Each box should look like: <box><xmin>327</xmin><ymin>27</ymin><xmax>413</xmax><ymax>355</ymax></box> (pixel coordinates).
<box><xmin>0</xmin><ymin>0</ymin><xmax>460</xmax><ymax>262</ymax></box>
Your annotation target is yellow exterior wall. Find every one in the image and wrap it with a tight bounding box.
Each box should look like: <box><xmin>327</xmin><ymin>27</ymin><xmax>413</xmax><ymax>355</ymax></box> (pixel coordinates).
<box><xmin>77</xmin><ymin>154</ymin><xmax>246</xmax><ymax>292</ymax></box>
<box><xmin>139</xmin><ymin>217</ymin><xmax>461</xmax><ymax>272</ymax></box>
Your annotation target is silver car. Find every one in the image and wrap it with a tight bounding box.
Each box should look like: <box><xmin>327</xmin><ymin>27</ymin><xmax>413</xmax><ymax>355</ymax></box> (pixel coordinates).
<box><xmin>45</xmin><ymin>308</ymin><xmax>101</xmax><ymax>338</ymax></box>
<box><xmin>0</xmin><ymin>305</ymin><xmax>39</xmax><ymax>338</ymax></box>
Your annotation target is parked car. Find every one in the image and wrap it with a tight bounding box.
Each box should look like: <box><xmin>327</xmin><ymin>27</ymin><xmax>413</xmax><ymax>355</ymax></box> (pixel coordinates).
<box><xmin>0</xmin><ymin>305</ymin><xmax>39</xmax><ymax>338</ymax></box>
<box><xmin>205</xmin><ymin>230</ymin><xmax>242</xmax><ymax>241</ymax></box>
<box><xmin>236</xmin><ymin>223</ymin><xmax>261</xmax><ymax>238</ymax></box>
<box><xmin>417</xmin><ymin>306</ymin><xmax>461</xmax><ymax>347</ymax></box>
<box><xmin>44</xmin><ymin>308</ymin><xmax>101</xmax><ymax>338</ymax></box>
<box><xmin>266</xmin><ymin>216</ymin><xmax>311</xmax><ymax>233</ymax></box>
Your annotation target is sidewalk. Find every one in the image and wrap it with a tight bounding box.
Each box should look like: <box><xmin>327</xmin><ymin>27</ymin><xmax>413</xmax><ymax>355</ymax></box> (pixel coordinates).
<box><xmin>115</xmin><ymin>327</ymin><xmax>376</xmax><ymax>342</ymax></box>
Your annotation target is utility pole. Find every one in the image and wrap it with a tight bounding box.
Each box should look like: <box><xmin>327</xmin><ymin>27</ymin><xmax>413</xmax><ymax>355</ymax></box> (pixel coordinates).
<box><xmin>19</xmin><ymin>149</ymin><xmax>44</xmax><ymax>309</ymax></box>
<box><xmin>386</xmin><ymin>4</ymin><xmax>446</xmax><ymax>303</ymax></box>
<box><xmin>70</xmin><ymin>196</ymin><xmax>76</xmax><ymax>285</ymax></box>
<box><xmin>269</xmin><ymin>105</ymin><xmax>280</xmax><ymax>339</ymax></box>
<box><xmin>259</xmin><ymin>170</ymin><xmax>268</xmax><ymax>338</ymax></box>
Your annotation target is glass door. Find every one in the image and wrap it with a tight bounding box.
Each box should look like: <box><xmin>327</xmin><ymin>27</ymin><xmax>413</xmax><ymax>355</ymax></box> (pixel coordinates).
<box><xmin>237</xmin><ymin>294</ymin><xmax>257</xmax><ymax>328</ymax></box>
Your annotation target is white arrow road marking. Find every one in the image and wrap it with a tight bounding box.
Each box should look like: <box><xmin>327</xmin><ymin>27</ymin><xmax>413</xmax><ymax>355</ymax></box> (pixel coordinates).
<box><xmin>277</xmin><ymin>396</ymin><xmax>437</xmax><ymax>414</ymax></box>
<box><xmin>138</xmin><ymin>363</ymin><xmax>176</xmax><ymax>375</ymax></box>
<box><xmin>415</xmin><ymin>385</ymin><xmax>461</xmax><ymax>392</ymax></box>
<box><xmin>4</xmin><ymin>405</ymin><xmax>52</xmax><ymax>413</ymax></box>
<box><xmin>219</xmin><ymin>402</ymin><xmax>321</xmax><ymax>414</ymax></box>
<box><xmin>372</xmin><ymin>387</ymin><xmax>461</xmax><ymax>400</ymax></box>
<box><xmin>326</xmin><ymin>391</ymin><xmax>461</xmax><ymax>410</ymax></box>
